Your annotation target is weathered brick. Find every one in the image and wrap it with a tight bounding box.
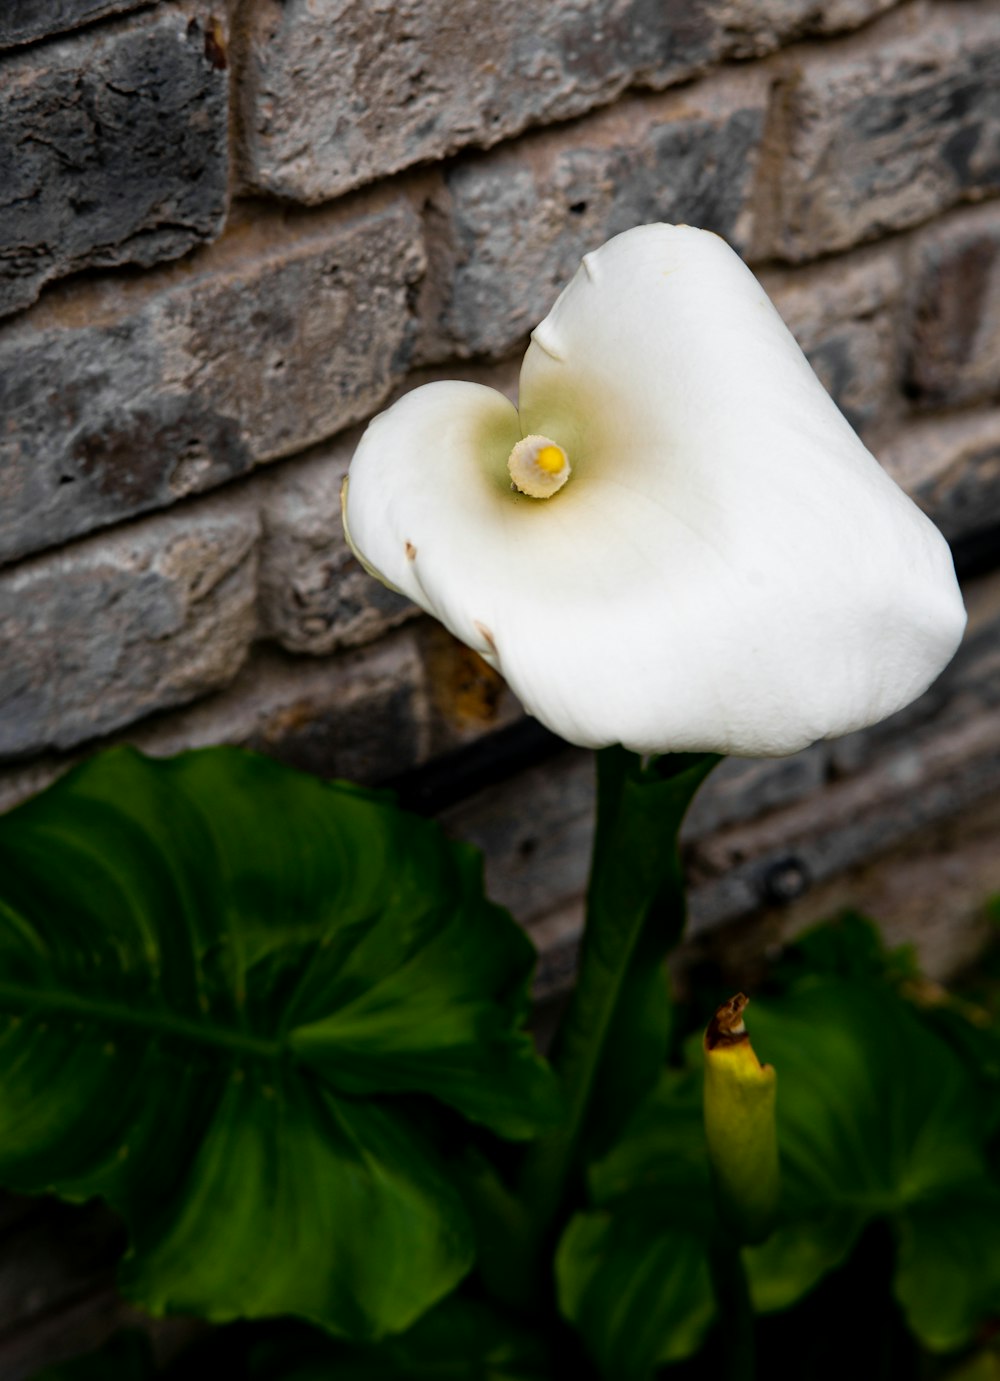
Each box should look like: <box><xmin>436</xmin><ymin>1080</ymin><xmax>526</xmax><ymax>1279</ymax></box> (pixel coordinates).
<box><xmin>722</xmin><ymin>0</ymin><xmax>897</xmax><ymax>47</ymax></box>
<box><xmin>762</xmin><ymin>241</ymin><xmax>904</xmax><ymax>436</ymax></box>
<box><xmin>0</xmin><ymin>1</ymin><xmax>150</xmax><ymax>50</ymax></box>
<box><xmin>758</xmin><ymin>2</ymin><xmax>1000</xmax><ymax>261</ymax></box>
<box><xmin>0</xmin><ymin>499</ymin><xmax>259</xmax><ymax>759</ymax></box>
<box><xmin>682</xmin><ymin>790</ymin><xmax>1000</xmax><ymax>988</ymax></box>
<box><xmin>136</xmin><ymin>632</ymin><xmax>432</xmax><ymax>785</ymax></box>
<box><xmin>236</xmin><ymin>0</ymin><xmax>896</xmax><ymax>205</ymax></box>
<box><xmin>425</xmin><ymin>70</ymin><xmax>768</xmax><ymax>359</ymax></box>
<box><xmin>0</xmin><ymin>196</ymin><xmax>424</xmax><ymax>567</ymax></box>
<box><xmin>904</xmin><ymin>202</ymin><xmax>1000</xmax><ymax>409</ymax></box>
<box><xmin>0</xmin><ymin>4</ymin><xmax>228</xmax><ymax>318</ymax></box>
<box><xmin>879</xmin><ymin>409</ymin><xmax>1000</xmax><ymax>546</ymax></box>
<box><xmin>236</xmin><ymin>0</ymin><xmax>722</xmax><ymax>204</ymax></box>
<box><xmin>256</xmin><ymin>435</ymin><xmax>416</xmax><ymax>657</ymax></box>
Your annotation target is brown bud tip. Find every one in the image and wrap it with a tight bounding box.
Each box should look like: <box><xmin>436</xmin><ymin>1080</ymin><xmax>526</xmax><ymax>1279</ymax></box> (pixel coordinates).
<box><xmin>705</xmin><ymin>992</ymin><xmax>749</xmax><ymax>1051</ymax></box>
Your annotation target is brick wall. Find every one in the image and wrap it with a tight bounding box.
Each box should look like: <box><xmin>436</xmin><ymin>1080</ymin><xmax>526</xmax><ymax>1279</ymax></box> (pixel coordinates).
<box><xmin>2</xmin><ymin>0</ymin><xmax>1000</xmax><ymax>1371</ymax></box>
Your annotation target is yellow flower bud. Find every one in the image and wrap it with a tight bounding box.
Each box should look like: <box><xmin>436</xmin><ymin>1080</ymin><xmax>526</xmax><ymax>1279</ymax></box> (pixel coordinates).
<box><xmin>703</xmin><ymin>993</ymin><xmax>779</xmax><ymax>1245</ymax></box>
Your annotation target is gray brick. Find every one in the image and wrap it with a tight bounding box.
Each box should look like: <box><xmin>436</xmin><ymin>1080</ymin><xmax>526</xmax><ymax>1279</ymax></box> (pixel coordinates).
<box><xmin>905</xmin><ymin>203</ymin><xmax>1000</xmax><ymax>409</ymax></box>
<box><xmin>256</xmin><ymin>436</ymin><xmax>416</xmax><ymax>657</ymax></box>
<box><xmin>0</xmin><ymin>499</ymin><xmax>260</xmax><ymax>759</ymax></box>
<box><xmin>135</xmin><ymin>632</ymin><xmax>433</xmax><ymax>786</ymax></box>
<box><xmin>236</xmin><ymin>0</ymin><xmax>725</xmax><ymax>204</ymax></box>
<box><xmin>0</xmin><ymin>197</ymin><xmax>424</xmax><ymax>566</ymax></box>
<box><xmin>236</xmin><ymin>0</ymin><xmax>899</xmax><ymax>205</ymax></box>
<box><xmin>762</xmin><ymin>242</ymin><xmax>904</xmax><ymax>436</ymax></box>
<box><xmin>427</xmin><ymin>71</ymin><xmax>768</xmax><ymax>359</ymax></box>
<box><xmin>0</xmin><ymin>1</ymin><xmax>151</xmax><ymax>50</ymax></box>
<box><xmin>879</xmin><ymin>409</ymin><xmax>1000</xmax><ymax>545</ymax></box>
<box><xmin>0</xmin><ymin>4</ymin><xmax>228</xmax><ymax>317</ymax></box>
<box><xmin>758</xmin><ymin>3</ymin><xmax>1000</xmax><ymax>261</ymax></box>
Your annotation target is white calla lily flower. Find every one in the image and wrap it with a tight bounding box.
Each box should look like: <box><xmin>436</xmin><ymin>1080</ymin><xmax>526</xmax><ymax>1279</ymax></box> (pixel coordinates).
<box><xmin>342</xmin><ymin>224</ymin><xmax>966</xmax><ymax>757</ymax></box>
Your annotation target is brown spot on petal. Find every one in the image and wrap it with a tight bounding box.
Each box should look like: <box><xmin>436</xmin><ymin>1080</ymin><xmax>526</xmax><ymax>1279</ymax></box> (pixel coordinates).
<box><xmin>405</xmin><ymin>541</ymin><xmax>417</xmax><ymax>560</ymax></box>
<box><xmin>474</xmin><ymin>621</ymin><xmax>498</xmax><ymax>660</ymax></box>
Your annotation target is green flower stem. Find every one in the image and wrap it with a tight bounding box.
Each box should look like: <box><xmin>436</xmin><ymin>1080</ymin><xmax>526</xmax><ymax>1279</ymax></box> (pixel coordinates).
<box><xmin>511</xmin><ymin>747</ymin><xmax>719</xmax><ymax>1302</ymax></box>
<box><xmin>709</xmin><ymin>1230</ymin><xmax>756</xmax><ymax>1381</ymax></box>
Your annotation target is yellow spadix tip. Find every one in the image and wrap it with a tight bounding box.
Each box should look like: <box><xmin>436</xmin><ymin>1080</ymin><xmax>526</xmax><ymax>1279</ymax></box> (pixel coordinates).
<box><xmin>536</xmin><ymin>444</ymin><xmax>565</xmax><ymax>474</ymax></box>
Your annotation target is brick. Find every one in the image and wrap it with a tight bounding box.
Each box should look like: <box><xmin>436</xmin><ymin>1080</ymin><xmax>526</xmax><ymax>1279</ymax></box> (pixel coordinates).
<box><xmin>720</xmin><ymin>0</ymin><xmax>898</xmax><ymax>56</ymax></box>
<box><xmin>426</xmin><ymin>71</ymin><xmax>768</xmax><ymax>359</ymax></box>
<box><xmin>762</xmin><ymin>241</ymin><xmax>904</xmax><ymax>436</ymax></box>
<box><xmin>682</xmin><ymin>790</ymin><xmax>1000</xmax><ymax>989</ymax></box>
<box><xmin>236</xmin><ymin>0</ymin><xmax>899</xmax><ymax>205</ymax></box>
<box><xmin>136</xmin><ymin>632</ymin><xmax>432</xmax><ymax>785</ymax></box>
<box><xmin>878</xmin><ymin>409</ymin><xmax>1000</xmax><ymax>545</ymax></box>
<box><xmin>236</xmin><ymin>0</ymin><xmax>725</xmax><ymax>204</ymax></box>
<box><xmin>758</xmin><ymin>3</ymin><xmax>1000</xmax><ymax>261</ymax></box>
<box><xmin>256</xmin><ymin>435</ymin><xmax>416</xmax><ymax>657</ymax></box>
<box><xmin>686</xmin><ymin>705</ymin><xmax>1000</xmax><ymax>940</ymax></box>
<box><xmin>0</xmin><ymin>196</ymin><xmax>424</xmax><ymax>567</ymax></box>
<box><xmin>904</xmin><ymin>202</ymin><xmax>1000</xmax><ymax>409</ymax></box>
<box><xmin>0</xmin><ymin>499</ymin><xmax>259</xmax><ymax>759</ymax></box>
<box><xmin>0</xmin><ymin>5</ymin><xmax>228</xmax><ymax>318</ymax></box>
<box><xmin>0</xmin><ymin>1</ymin><xmax>150</xmax><ymax>50</ymax></box>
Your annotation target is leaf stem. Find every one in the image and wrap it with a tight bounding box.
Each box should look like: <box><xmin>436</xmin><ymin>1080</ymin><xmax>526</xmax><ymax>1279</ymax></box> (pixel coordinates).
<box><xmin>708</xmin><ymin>1230</ymin><xmax>756</xmax><ymax>1381</ymax></box>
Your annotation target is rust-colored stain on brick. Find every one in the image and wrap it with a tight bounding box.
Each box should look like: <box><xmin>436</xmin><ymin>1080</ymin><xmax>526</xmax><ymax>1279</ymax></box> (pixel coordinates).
<box><xmin>426</xmin><ymin>629</ymin><xmax>505</xmax><ymax>726</ymax></box>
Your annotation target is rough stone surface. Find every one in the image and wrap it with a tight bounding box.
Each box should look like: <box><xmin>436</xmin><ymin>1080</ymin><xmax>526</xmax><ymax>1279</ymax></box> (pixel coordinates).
<box><xmin>0</xmin><ymin>4</ymin><xmax>229</xmax><ymax>318</ymax></box>
<box><xmin>236</xmin><ymin>0</ymin><xmax>897</xmax><ymax>204</ymax></box>
<box><xmin>904</xmin><ymin>202</ymin><xmax>1000</xmax><ymax>409</ymax></box>
<box><xmin>136</xmin><ymin>634</ymin><xmax>432</xmax><ymax>785</ymax></box>
<box><xmin>682</xmin><ymin>790</ymin><xmax>1000</xmax><ymax>989</ymax></box>
<box><xmin>256</xmin><ymin>437</ymin><xmax>416</xmax><ymax>657</ymax></box>
<box><xmin>0</xmin><ymin>1</ymin><xmax>151</xmax><ymax>50</ymax></box>
<box><xmin>762</xmin><ymin>241</ymin><xmax>904</xmax><ymax>436</ymax></box>
<box><xmin>0</xmin><ymin>499</ymin><xmax>260</xmax><ymax>759</ymax></box>
<box><xmin>879</xmin><ymin>409</ymin><xmax>1000</xmax><ymax>545</ymax></box>
<box><xmin>0</xmin><ymin>198</ymin><xmax>424</xmax><ymax>567</ymax></box>
<box><xmin>758</xmin><ymin>2</ymin><xmax>1000</xmax><ymax>261</ymax></box>
<box><xmin>234</xmin><ymin>0</ymin><xmax>735</xmax><ymax>205</ymax></box>
<box><xmin>720</xmin><ymin>0</ymin><xmax>897</xmax><ymax>49</ymax></box>
<box><xmin>426</xmin><ymin>71</ymin><xmax>768</xmax><ymax>359</ymax></box>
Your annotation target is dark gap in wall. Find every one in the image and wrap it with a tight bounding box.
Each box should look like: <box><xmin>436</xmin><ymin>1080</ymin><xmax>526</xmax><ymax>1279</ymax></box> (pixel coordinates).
<box><xmin>380</xmin><ymin>719</ymin><xmax>563</xmax><ymax>816</ymax></box>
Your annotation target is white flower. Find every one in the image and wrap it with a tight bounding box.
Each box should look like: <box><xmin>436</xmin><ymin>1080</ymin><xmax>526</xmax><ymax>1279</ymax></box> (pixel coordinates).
<box><xmin>341</xmin><ymin>224</ymin><xmax>966</xmax><ymax>757</ymax></box>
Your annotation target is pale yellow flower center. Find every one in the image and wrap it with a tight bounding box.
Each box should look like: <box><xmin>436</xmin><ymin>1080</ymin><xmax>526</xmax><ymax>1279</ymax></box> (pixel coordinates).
<box><xmin>507</xmin><ymin>434</ymin><xmax>571</xmax><ymax>499</ymax></box>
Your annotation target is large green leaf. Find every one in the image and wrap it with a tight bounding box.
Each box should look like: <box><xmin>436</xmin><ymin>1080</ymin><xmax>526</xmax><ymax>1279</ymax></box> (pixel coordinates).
<box><xmin>557</xmin><ymin>971</ymin><xmax>1000</xmax><ymax>1371</ymax></box>
<box><xmin>0</xmin><ymin>747</ymin><xmax>557</xmax><ymax>1338</ymax></box>
<box><xmin>745</xmin><ymin>980</ymin><xmax>1000</xmax><ymax>1349</ymax></box>
<box><xmin>555</xmin><ymin>1072</ymin><xmax>717</xmax><ymax>1380</ymax></box>
<box><xmin>556</xmin><ymin>1208</ymin><xmax>714</xmax><ymax>1379</ymax></box>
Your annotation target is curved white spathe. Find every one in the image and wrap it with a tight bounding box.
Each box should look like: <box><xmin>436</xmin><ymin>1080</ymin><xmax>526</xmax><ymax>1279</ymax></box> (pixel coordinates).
<box><xmin>343</xmin><ymin>224</ymin><xmax>966</xmax><ymax>757</ymax></box>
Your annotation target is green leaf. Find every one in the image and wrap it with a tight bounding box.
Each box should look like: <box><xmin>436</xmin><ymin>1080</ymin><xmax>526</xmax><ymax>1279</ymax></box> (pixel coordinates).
<box><xmin>748</xmin><ymin>981</ymin><xmax>987</xmax><ymax>1219</ymax></box>
<box><xmin>0</xmin><ymin>747</ymin><xmax>557</xmax><ymax>1338</ymax></box>
<box><xmin>742</xmin><ymin>1210</ymin><xmax>864</xmax><ymax>1313</ymax></box>
<box><xmin>556</xmin><ymin>1209</ymin><xmax>715</xmax><ymax>1380</ymax></box>
<box><xmin>555</xmin><ymin>1072</ymin><xmax>717</xmax><ymax>1380</ymax></box>
<box><xmin>745</xmin><ymin>980</ymin><xmax>1000</xmax><ymax>1347</ymax></box>
<box><xmin>893</xmin><ymin>1185</ymin><xmax>1000</xmax><ymax>1352</ymax></box>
